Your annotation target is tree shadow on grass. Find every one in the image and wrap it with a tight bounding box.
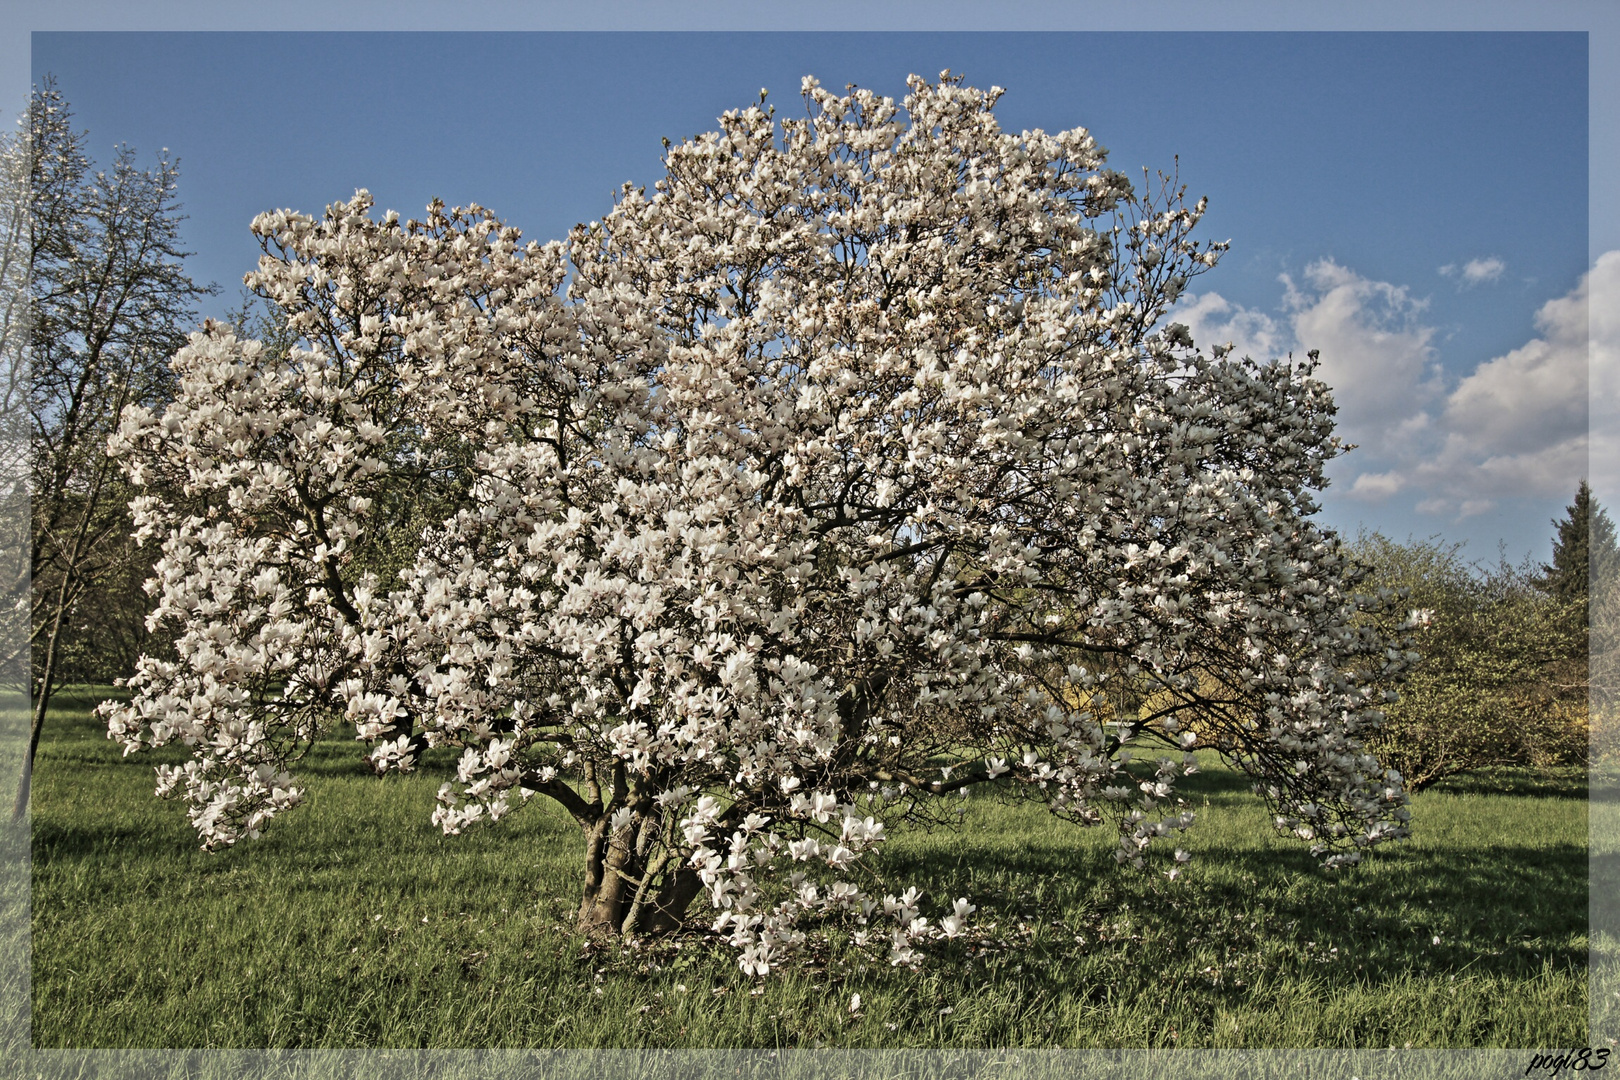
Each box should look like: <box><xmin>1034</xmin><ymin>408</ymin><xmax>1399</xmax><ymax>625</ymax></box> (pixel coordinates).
<box><xmin>1175</xmin><ymin>761</ymin><xmax>1591</xmax><ymax>802</ymax></box>
<box><xmin>31</xmin><ymin>772</ymin><xmax>580</xmax><ymax>876</ymax></box>
<box><xmin>877</xmin><ymin>826</ymin><xmax>1587</xmax><ymax>990</ymax></box>
<box><xmin>28</xmin><ymin>812</ymin><xmax>295</xmax><ymax>875</ymax></box>
<box><xmin>1423</xmin><ymin>767</ymin><xmax>1588</xmax><ymax>800</ymax></box>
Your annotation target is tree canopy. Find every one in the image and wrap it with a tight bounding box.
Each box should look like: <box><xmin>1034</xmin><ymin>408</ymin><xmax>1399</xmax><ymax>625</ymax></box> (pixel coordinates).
<box><xmin>101</xmin><ymin>75</ymin><xmax>1412</xmax><ymax>973</ymax></box>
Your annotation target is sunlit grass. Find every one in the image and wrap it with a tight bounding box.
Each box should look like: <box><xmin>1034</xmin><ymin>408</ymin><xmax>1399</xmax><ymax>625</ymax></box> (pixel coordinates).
<box><xmin>29</xmin><ymin>688</ymin><xmax>1589</xmax><ymax>1048</ymax></box>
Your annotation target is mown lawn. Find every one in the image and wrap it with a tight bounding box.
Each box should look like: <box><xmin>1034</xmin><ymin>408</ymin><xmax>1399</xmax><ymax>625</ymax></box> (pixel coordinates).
<box><xmin>29</xmin><ymin>688</ymin><xmax>1590</xmax><ymax>1049</ymax></box>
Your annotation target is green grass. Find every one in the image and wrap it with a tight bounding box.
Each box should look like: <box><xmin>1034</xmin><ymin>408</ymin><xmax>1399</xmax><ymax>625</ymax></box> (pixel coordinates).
<box><xmin>29</xmin><ymin>688</ymin><xmax>1590</xmax><ymax>1049</ymax></box>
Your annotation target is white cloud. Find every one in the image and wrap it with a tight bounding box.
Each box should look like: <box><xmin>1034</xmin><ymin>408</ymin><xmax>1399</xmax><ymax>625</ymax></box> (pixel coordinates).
<box><xmin>1171</xmin><ymin>290</ymin><xmax>1287</xmax><ymax>365</ymax></box>
<box><xmin>1281</xmin><ymin>260</ymin><xmax>1443</xmax><ymax>449</ymax></box>
<box><xmin>1404</xmin><ymin>254</ymin><xmax>1599</xmax><ymax>517</ymax></box>
<box><xmin>1173</xmin><ymin>252</ymin><xmax>1612</xmax><ymax>522</ymax></box>
<box><xmin>1587</xmin><ymin>250</ymin><xmax>1620</xmax><ymax>509</ymax></box>
<box><xmin>1439</xmin><ymin>256</ymin><xmax>1506</xmax><ymax>287</ymax></box>
<box><xmin>1174</xmin><ymin>258</ymin><xmax>1442</xmax><ymax>461</ymax></box>
<box><xmin>1349</xmin><ymin>471</ymin><xmax>1404</xmax><ymax>498</ymax></box>
<box><xmin>1414</xmin><ymin>495</ymin><xmax>1497</xmax><ymax>520</ymax></box>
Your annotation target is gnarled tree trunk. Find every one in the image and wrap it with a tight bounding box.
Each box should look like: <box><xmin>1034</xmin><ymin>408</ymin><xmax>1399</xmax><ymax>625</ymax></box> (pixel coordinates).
<box><xmin>575</xmin><ymin>811</ymin><xmax>705</xmax><ymax>938</ymax></box>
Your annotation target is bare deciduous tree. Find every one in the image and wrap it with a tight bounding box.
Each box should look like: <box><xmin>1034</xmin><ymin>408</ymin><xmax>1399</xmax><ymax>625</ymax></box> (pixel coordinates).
<box><xmin>17</xmin><ymin>78</ymin><xmax>212</xmax><ymax>818</ymax></box>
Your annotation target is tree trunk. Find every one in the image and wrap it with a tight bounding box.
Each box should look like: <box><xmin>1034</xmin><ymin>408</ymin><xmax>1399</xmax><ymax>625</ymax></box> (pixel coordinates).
<box><xmin>574</xmin><ymin>818</ymin><xmax>703</xmax><ymax>938</ymax></box>
<box><xmin>637</xmin><ymin>866</ymin><xmax>704</xmax><ymax>936</ymax></box>
<box><xmin>14</xmin><ymin>575</ymin><xmax>68</xmax><ymax>819</ymax></box>
<box><xmin>576</xmin><ymin>819</ymin><xmax>629</xmax><ymax>935</ymax></box>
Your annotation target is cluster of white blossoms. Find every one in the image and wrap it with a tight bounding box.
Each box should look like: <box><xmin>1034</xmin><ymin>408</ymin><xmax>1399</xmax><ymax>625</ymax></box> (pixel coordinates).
<box><xmin>101</xmin><ymin>73</ymin><xmax>1412</xmax><ymax>973</ymax></box>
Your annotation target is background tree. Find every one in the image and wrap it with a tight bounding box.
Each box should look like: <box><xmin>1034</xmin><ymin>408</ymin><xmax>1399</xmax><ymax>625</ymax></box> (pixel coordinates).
<box><xmin>1539</xmin><ymin>479</ymin><xmax>1619</xmax><ymax>606</ymax></box>
<box><xmin>18</xmin><ymin>79</ymin><xmax>213</xmax><ymax>818</ymax></box>
<box><xmin>1354</xmin><ymin>532</ymin><xmax>1587</xmax><ymax>790</ymax></box>
<box><xmin>103</xmin><ymin>76</ymin><xmax>1412</xmax><ymax>972</ymax></box>
<box><xmin>1553</xmin><ymin>481</ymin><xmax>1620</xmax><ymax>764</ymax></box>
<box><xmin>1543</xmin><ymin>481</ymin><xmax>1617</xmax><ymax>762</ymax></box>
<box><xmin>1593</xmin><ymin>536</ymin><xmax>1620</xmax><ymax>764</ymax></box>
<box><xmin>0</xmin><ymin>108</ymin><xmax>29</xmax><ymax>695</ymax></box>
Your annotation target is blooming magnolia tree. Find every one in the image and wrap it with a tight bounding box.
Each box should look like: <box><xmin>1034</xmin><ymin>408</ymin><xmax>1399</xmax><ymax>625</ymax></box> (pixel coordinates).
<box><xmin>102</xmin><ymin>75</ymin><xmax>1412</xmax><ymax>974</ymax></box>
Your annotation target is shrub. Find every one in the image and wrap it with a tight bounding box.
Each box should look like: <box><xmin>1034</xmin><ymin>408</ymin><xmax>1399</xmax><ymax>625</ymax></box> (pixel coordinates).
<box><xmin>1352</xmin><ymin>533</ymin><xmax>1586</xmax><ymax>790</ymax></box>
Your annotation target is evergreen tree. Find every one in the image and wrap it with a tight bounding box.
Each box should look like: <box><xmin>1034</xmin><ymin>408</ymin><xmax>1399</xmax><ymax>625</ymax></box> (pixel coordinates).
<box><xmin>1542</xmin><ymin>479</ymin><xmax>1618</xmax><ymax>604</ymax></box>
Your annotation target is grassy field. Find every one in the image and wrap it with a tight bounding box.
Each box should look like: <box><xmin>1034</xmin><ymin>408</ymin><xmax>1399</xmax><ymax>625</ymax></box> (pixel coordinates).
<box><xmin>28</xmin><ymin>688</ymin><xmax>1592</xmax><ymax>1049</ymax></box>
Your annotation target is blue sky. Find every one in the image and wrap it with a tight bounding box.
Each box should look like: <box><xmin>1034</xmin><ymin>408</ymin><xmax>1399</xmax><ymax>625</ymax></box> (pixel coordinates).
<box><xmin>17</xmin><ymin>20</ymin><xmax>1609</xmax><ymax>565</ymax></box>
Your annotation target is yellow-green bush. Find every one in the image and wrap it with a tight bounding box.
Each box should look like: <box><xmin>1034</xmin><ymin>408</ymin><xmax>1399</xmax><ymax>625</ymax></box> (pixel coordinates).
<box><xmin>1350</xmin><ymin>533</ymin><xmax>1587</xmax><ymax>791</ymax></box>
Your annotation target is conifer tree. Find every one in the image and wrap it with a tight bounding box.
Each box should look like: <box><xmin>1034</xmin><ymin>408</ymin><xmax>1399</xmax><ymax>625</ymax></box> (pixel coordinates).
<box><xmin>1542</xmin><ymin>480</ymin><xmax>1619</xmax><ymax>607</ymax></box>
